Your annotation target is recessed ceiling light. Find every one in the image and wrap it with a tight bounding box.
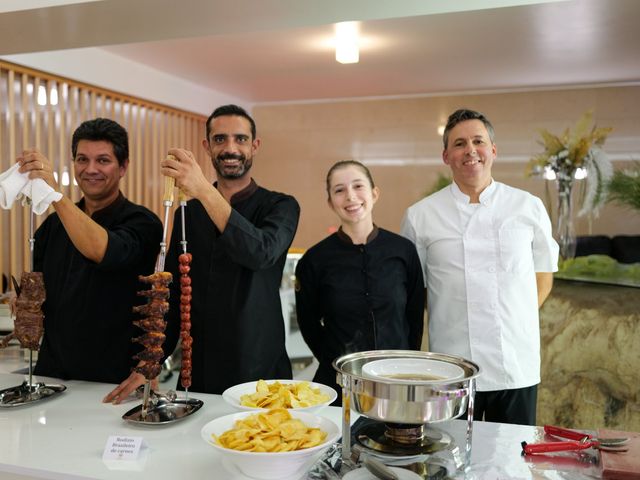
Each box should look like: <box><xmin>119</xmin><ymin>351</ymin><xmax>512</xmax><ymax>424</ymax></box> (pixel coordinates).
<box><xmin>335</xmin><ymin>22</ymin><xmax>359</xmax><ymax>64</ymax></box>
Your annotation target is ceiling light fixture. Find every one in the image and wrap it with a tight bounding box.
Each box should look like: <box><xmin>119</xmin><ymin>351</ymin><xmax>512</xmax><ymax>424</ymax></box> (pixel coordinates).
<box><xmin>37</xmin><ymin>85</ymin><xmax>47</xmax><ymax>106</ymax></box>
<box><xmin>37</xmin><ymin>85</ymin><xmax>58</xmax><ymax>106</ymax></box>
<box><xmin>335</xmin><ymin>22</ymin><xmax>359</xmax><ymax>64</ymax></box>
<box><xmin>49</xmin><ymin>87</ymin><xmax>58</xmax><ymax>106</ymax></box>
<box><xmin>574</xmin><ymin>167</ymin><xmax>588</xmax><ymax>179</ymax></box>
<box><xmin>61</xmin><ymin>167</ymin><xmax>70</xmax><ymax>187</ymax></box>
<box><xmin>543</xmin><ymin>166</ymin><xmax>557</xmax><ymax>181</ymax></box>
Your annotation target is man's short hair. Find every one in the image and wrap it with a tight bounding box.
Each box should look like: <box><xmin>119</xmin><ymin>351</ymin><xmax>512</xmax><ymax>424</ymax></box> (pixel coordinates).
<box><xmin>71</xmin><ymin>118</ymin><xmax>129</xmax><ymax>166</ymax></box>
<box><xmin>442</xmin><ymin>109</ymin><xmax>495</xmax><ymax>148</ymax></box>
<box><xmin>205</xmin><ymin>104</ymin><xmax>257</xmax><ymax>141</ymax></box>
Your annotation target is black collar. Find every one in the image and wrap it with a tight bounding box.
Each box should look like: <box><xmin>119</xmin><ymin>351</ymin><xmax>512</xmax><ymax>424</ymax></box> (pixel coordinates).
<box><xmin>336</xmin><ymin>225</ymin><xmax>379</xmax><ymax>245</ymax></box>
<box><xmin>78</xmin><ymin>191</ymin><xmax>126</xmax><ymax>220</ymax></box>
<box><xmin>213</xmin><ymin>178</ymin><xmax>258</xmax><ymax>205</ymax></box>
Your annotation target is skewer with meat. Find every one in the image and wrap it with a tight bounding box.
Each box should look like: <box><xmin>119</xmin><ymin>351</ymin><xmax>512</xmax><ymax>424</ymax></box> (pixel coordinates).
<box><xmin>0</xmin><ymin>272</ymin><xmax>45</xmax><ymax>350</ymax></box>
<box><xmin>132</xmin><ymin>271</ymin><xmax>172</xmax><ymax>380</ymax></box>
<box><xmin>128</xmin><ymin>169</ymin><xmax>176</xmax><ymax>408</ymax></box>
<box><xmin>178</xmin><ymin>252</ymin><xmax>193</xmax><ymax>389</ymax></box>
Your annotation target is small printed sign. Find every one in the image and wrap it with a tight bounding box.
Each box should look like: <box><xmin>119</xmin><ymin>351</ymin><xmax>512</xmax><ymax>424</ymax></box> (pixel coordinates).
<box><xmin>102</xmin><ymin>435</ymin><xmax>145</xmax><ymax>461</ymax></box>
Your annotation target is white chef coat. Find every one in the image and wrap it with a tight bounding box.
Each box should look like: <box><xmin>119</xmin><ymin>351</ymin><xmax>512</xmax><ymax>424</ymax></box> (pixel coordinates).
<box><xmin>401</xmin><ymin>180</ymin><xmax>558</xmax><ymax>391</ymax></box>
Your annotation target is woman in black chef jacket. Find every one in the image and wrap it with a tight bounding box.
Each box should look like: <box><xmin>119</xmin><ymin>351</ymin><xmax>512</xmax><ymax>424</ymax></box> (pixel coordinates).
<box><xmin>294</xmin><ymin>160</ymin><xmax>425</xmax><ymax>405</ymax></box>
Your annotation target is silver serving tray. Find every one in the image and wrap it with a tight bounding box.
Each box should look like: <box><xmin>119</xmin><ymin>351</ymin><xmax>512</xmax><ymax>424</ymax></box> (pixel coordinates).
<box><xmin>123</xmin><ymin>397</ymin><xmax>203</xmax><ymax>425</ymax></box>
<box><xmin>0</xmin><ymin>380</ymin><xmax>67</xmax><ymax>407</ymax></box>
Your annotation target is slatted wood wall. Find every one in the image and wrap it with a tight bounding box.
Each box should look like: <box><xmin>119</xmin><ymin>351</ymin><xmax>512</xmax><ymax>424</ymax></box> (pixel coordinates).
<box><xmin>0</xmin><ymin>61</ymin><xmax>209</xmax><ymax>290</ymax></box>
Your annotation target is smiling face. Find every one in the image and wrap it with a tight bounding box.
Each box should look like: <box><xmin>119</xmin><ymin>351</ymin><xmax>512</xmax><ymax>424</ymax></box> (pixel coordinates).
<box><xmin>443</xmin><ymin>119</ymin><xmax>496</xmax><ymax>197</ymax></box>
<box><xmin>73</xmin><ymin>139</ymin><xmax>127</xmax><ymax>208</ymax></box>
<box><xmin>327</xmin><ymin>164</ymin><xmax>379</xmax><ymax>227</ymax></box>
<box><xmin>203</xmin><ymin>115</ymin><xmax>260</xmax><ymax>180</ymax></box>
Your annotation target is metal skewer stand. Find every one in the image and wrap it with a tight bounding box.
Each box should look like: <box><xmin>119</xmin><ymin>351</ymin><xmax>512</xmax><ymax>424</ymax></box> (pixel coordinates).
<box><xmin>122</xmin><ymin>164</ymin><xmax>202</xmax><ymax>425</ymax></box>
<box><xmin>0</xmin><ymin>201</ymin><xmax>66</xmax><ymax>407</ymax></box>
<box><xmin>27</xmin><ymin>206</ymin><xmax>36</xmax><ymax>389</ymax></box>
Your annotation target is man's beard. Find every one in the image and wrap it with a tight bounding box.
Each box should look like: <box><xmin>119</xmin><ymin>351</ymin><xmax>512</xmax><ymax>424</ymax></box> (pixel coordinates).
<box><xmin>213</xmin><ymin>153</ymin><xmax>253</xmax><ymax>179</ymax></box>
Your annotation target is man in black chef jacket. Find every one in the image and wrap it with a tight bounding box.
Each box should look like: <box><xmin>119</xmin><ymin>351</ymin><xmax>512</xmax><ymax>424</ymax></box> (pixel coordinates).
<box><xmin>106</xmin><ymin>104</ymin><xmax>300</xmax><ymax>400</ymax></box>
<box><xmin>17</xmin><ymin>118</ymin><xmax>162</xmax><ymax>384</ymax></box>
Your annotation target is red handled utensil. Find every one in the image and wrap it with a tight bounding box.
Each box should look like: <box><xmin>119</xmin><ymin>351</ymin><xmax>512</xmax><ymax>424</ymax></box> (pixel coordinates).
<box><xmin>544</xmin><ymin>425</ymin><xmax>628</xmax><ymax>446</ymax></box>
<box><xmin>522</xmin><ymin>425</ymin><xmax>629</xmax><ymax>455</ymax></box>
<box><xmin>522</xmin><ymin>438</ymin><xmax>628</xmax><ymax>455</ymax></box>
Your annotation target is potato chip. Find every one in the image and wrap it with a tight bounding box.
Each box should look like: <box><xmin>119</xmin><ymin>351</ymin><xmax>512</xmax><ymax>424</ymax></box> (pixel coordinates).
<box><xmin>214</xmin><ymin>409</ymin><xmax>328</xmax><ymax>452</ymax></box>
<box><xmin>240</xmin><ymin>380</ymin><xmax>330</xmax><ymax>409</ymax></box>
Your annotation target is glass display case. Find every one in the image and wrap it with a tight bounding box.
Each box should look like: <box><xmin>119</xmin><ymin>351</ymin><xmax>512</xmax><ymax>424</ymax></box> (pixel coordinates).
<box><xmin>281</xmin><ymin>250</ymin><xmax>315</xmax><ymax>376</ymax></box>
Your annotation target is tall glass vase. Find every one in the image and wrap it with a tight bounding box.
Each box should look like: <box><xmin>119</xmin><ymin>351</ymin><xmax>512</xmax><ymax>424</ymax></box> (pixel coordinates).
<box><xmin>556</xmin><ymin>176</ymin><xmax>577</xmax><ymax>260</ymax></box>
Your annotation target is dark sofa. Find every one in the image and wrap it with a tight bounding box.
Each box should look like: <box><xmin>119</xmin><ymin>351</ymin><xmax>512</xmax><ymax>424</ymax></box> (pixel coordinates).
<box><xmin>576</xmin><ymin>235</ymin><xmax>640</xmax><ymax>263</ymax></box>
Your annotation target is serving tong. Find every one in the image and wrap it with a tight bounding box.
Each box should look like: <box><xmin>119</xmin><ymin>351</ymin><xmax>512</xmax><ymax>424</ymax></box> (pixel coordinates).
<box><xmin>522</xmin><ymin>425</ymin><xmax>628</xmax><ymax>455</ymax></box>
<box><xmin>0</xmin><ymin>200</ymin><xmax>66</xmax><ymax>408</ymax></box>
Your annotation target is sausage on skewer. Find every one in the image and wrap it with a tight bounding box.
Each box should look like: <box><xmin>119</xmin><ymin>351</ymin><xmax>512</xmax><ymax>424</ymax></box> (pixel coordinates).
<box><xmin>178</xmin><ymin>253</ymin><xmax>193</xmax><ymax>389</ymax></box>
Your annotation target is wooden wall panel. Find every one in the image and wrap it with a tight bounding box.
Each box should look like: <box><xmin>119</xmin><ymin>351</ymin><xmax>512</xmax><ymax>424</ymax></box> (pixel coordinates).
<box><xmin>0</xmin><ymin>60</ymin><xmax>207</xmax><ymax>292</ymax></box>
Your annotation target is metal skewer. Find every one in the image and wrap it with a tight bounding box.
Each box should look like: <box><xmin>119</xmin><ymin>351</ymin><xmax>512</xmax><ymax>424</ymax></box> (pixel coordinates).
<box><xmin>0</xmin><ymin>195</ymin><xmax>67</xmax><ymax>407</ymax></box>
<box><xmin>156</xmin><ymin>174</ymin><xmax>175</xmax><ymax>273</ymax></box>
<box><xmin>27</xmin><ymin>202</ymin><xmax>36</xmax><ymax>393</ymax></box>
<box><xmin>178</xmin><ymin>187</ymin><xmax>189</xmax><ymax>401</ymax></box>
<box><xmin>140</xmin><ymin>381</ymin><xmax>151</xmax><ymax>419</ymax></box>
<box><xmin>121</xmin><ymin>157</ymin><xmax>203</xmax><ymax>424</ymax></box>
<box><xmin>142</xmin><ymin>171</ymin><xmax>175</xmax><ymax>419</ymax></box>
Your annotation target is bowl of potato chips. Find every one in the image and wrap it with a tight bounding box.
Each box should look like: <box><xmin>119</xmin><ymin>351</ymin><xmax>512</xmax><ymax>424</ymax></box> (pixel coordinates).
<box><xmin>201</xmin><ymin>408</ymin><xmax>340</xmax><ymax>479</ymax></box>
<box><xmin>222</xmin><ymin>379</ymin><xmax>337</xmax><ymax>413</ymax></box>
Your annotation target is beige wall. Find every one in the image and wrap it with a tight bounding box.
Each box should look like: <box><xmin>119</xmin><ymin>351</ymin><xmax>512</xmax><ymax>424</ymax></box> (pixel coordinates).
<box><xmin>252</xmin><ymin>85</ymin><xmax>640</xmax><ymax>250</ymax></box>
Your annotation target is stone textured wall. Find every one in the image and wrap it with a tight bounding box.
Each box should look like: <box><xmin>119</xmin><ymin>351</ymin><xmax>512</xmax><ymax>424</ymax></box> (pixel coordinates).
<box><xmin>538</xmin><ymin>279</ymin><xmax>640</xmax><ymax>430</ymax></box>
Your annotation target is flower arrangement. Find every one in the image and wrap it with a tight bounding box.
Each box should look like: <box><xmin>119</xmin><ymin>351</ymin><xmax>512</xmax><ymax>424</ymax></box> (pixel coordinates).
<box><xmin>527</xmin><ymin>111</ymin><xmax>613</xmax><ymax>259</ymax></box>
<box><xmin>527</xmin><ymin>111</ymin><xmax>613</xmax><ymax>217</ymax></box>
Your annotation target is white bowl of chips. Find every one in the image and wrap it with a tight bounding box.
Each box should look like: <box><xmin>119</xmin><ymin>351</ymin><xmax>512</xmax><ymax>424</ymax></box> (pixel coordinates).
<box><xmin>201</xmin><ymin>409</ymin><xmax>340</xmax><ymax>479</ymax></box>
<box><xmin>222</xmin><ymin>379</ymin><xmax>337</xmax><ymax>413</ymax></box>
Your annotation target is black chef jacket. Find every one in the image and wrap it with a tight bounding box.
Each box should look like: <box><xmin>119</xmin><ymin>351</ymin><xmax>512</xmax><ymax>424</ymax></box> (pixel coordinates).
<box><xmin>164</xmin><ymin>179</ymin><xmax>300</xmax><ymax>394</ymax></box>
<box><xmin>294</xmin><ymin>227</ymin><xmax>425</xmax><ymax>401</ymax></box>
<box><xmin>33</xmin><ymin>193</ymin><xmax>162</xmax><ymax>383</ymax></box>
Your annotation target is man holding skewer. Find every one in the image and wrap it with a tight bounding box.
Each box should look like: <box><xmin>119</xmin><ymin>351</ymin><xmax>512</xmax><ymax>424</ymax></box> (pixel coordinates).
<box><xmin>107</xmin><ymin>104</ymin><xmax>300</xmax><ymax>400</ymax></box>
<box><xmin>18</xmin><ymin>118</ymin><xmax>162</xmax><ymax>387</ymax></box>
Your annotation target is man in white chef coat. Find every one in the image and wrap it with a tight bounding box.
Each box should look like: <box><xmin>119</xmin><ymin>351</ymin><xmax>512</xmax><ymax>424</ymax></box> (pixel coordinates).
<box><xmin>401</xmin><ymin>108</ymin><xmax>559</xmax><ymax>425</ymax></box>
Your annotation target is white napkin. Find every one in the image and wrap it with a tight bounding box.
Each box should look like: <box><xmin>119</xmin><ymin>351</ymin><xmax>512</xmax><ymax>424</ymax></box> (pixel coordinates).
<box><xmin>0</xmin><ymin>163</ymin><xmax>63</xmax><ymax>215</ymax></box>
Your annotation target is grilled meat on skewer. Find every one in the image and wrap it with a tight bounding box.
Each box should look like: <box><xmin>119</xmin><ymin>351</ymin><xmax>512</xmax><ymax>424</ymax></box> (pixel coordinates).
<box><xmin>131</xmin><ymin>271</ymin><xmax>172</xmax><ymax>380</ymax></box>
<box><xmin>0</xmin><ymin>272</ymin><xmax>45</xmax><ymax>351</ymax></box>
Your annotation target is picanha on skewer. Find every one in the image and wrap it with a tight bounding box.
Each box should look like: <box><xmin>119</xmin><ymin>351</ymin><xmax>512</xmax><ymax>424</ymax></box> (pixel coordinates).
<box><xmin>178</xmin><ymin>253</ymin><xmax>193</xmax><ymax>389</ymax></box>
<box><xmin>0</xmin><ymin>272</ymin><xmax>45</xmax><ymax>350</ymax></box>
<box><xmin>132</xmin><ymin>271</ymin><xmax>172</xmax><ymax>380</ymax></box>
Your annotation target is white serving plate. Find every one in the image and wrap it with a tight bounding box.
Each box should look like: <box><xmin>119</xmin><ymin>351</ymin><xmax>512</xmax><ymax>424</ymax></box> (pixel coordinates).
<box><xmin>362</xmin><ymin>358</ymin><xmax>464</xmax><ymax>383</ymax></box>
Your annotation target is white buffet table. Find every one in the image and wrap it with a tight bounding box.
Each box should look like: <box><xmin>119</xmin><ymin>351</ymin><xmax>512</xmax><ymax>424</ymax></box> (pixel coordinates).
<box><xmin>0</xmin><ymin>372</ymin><xmax>603</xmax><ymax>480</ymax></box>
<box><xmin>0</xmin><ymin>372</ymin><xmax>341</xmax><ymax>480</ymax></box>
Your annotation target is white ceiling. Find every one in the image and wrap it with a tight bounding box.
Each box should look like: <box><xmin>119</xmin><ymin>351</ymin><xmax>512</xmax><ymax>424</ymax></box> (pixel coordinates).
<box><xmin>1</xmin><ymin>0</ymin><xmax>639</xmax><ymax>105</ymax></box>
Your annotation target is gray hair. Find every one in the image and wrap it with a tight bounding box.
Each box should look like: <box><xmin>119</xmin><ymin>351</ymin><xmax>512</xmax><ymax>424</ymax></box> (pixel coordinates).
<box><xmin>442</xmin><ymin>109</ymin><xmax>495</xmax><ymax>148</ymax></box>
